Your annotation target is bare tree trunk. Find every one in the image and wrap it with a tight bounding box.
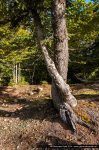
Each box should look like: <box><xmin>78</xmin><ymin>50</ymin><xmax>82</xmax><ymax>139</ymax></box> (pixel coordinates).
<box><xmin>52</xmin><ymin>0</ymin><xmax>69</xmax><ymax>82</ymax></box>
<box><xmin>18</xmin><ymin>63</ymin><xmax>21</xmax><ymax>83</ymax></box>
<box><xmin>15</xmin><ymin>63</ymin><xmax>18</xmax><ymax>84</ymax></box>
<box><xmin>13</xmin><ymin>64</ymin><xmax>16</xmax><ymax>83</ymax></box>
<box><xmin>51</xmin><ymin>0</ymin><xmax>70</xmax><ymax>117</ymax></box>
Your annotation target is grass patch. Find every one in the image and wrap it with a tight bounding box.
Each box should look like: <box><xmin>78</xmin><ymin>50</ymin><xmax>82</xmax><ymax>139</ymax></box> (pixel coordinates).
<box><xmin>75</xmin><ymin>89</ymin><xmax>99</xmax><ymax>95</ymax></box>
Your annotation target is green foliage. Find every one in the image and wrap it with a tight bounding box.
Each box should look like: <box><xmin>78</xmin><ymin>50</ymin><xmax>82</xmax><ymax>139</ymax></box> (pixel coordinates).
<box><xmin>40</xmin><ymin>81</ymin><xmax>48</xmax><ymax>85</ymax></box>
<box><xmin>0</xmin><ymin>0</ymin><xmax>99</xmax><ymax>85</ymax></box>
<box><xmin>67</xmin><ymin>0</ymin><xmax>99</xmax><ymax>49</ymax></box>
<box><xmin>66</xmin><ymin>0</ymin><xmax>99</xmax><ymax>81</ymax></box>
<box><xmin>9</xmin><ymin>76</ymin><xmax>29</xmax><ymax>86</ymax></box>
<box><xmin>0</xmin><ymin>25</ymin><xmax>37</xmax><ymax>84</ymax></box>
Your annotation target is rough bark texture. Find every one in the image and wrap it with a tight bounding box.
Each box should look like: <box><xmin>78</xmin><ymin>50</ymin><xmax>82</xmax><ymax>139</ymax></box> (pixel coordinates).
<box><xmin>51</xmin><ymin>0</ymin><xmax>77</xmax><ymax>118</ymax></box>
<box><xmin>42</xmin><ymin>45</ymin><xmax>77</xmax><ymax>108</ymax></box>
<box><xmin>41</xmin><ymin>45</ymin><xmax>77</xmax><ymax>133</ymax></box>
<box><xmin>52</xmin><ymin>0</ymin><xmax>69</xmax><ymax>81</ymax></box>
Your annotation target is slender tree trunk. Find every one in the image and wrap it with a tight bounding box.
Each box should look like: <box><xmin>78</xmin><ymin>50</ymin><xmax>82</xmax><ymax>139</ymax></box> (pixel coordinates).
<box><xmin>13</xmin><ymin>64</ymin><xmax>16</xmax><ymax>83</ymax></box>
<box><xmin>18</xmin><ymin>63</ymin><xmax>21</xmax><ymax>83</ymax></box>
<box><xmin>15</xmin><ymin>63</ymin><xmax>18</xmax><ymax>84</ymax></box>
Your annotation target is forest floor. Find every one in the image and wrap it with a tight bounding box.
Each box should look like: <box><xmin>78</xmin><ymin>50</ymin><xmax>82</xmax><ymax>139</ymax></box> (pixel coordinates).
<box><xmin>0</xmin><ymin>83</ymin><xmax>99</xmax><ymax>149</ymax></box>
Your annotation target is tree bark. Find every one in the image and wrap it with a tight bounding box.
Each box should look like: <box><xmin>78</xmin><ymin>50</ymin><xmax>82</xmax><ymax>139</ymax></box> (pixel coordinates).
<box><xmin>15</xmin><ymin>63</ymin><xmax>18</xmax><ymax>84</ymax></box>
<box><xmin>13</xmin><ymin>64</ymin><xmax>16</xmax><ymax>83</ymax></box>
<box><xmin>18</xmin><ymin>63</ymin><xmax>21</xmax><ymax>83</ymax></box>
<box><xmin>51</xmin><ymin>0</ymin><xmax>78</xmax><ymax>118</ymax></box>
<box><xmin>52</xmin><ymin>0</ymin><xmax>69</xmax><ymax>81</ymax></box>
<box><xmin>32</xmin><ymin>7</ymin><xmax>78</xmax><ymax>132</ymax></box>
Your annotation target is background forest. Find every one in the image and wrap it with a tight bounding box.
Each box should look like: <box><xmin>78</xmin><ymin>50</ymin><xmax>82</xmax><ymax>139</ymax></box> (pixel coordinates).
<box><xmin>0</xmin><ymin>0</ymin><xmax>99</xmax><ymax>85</ymax></box>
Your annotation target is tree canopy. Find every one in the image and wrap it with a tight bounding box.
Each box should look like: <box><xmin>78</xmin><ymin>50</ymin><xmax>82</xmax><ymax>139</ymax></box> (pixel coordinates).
<box><xmin>0</xmin><ymin>0</ymin><xmax>99</xmax><ymax>85</ymax></box>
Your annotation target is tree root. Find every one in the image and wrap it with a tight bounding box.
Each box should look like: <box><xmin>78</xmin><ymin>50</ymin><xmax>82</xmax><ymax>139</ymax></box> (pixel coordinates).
<box><xmin>59</xmin><ymin>102</ymin><xmax>77</xmax><ymax>133</ymax></box>
<box><xmin>59</xmin><ymin>102</ymin><xmax>97</xmax><ymax>134</ymax></box>
<box><xmin>77</xmin><ymin>118</ymin><xmax>97</xmax><ymax>134</ymax></box>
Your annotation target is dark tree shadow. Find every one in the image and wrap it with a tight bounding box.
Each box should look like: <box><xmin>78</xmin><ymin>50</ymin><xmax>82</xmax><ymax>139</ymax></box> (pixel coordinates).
<box><xmin>0</xmin><ymin>86</ymin><xmax>76</xmax><ymax>133</ymax></box>
<box><xmin>0</xmin><ymin>97</ymin><xmax>55</xmax><ymax>120</ymax></box>
<box><xmin>36</xmin><ymin>135</ymin><xmax>82</xmax><ymax>149</ymax></box>
<box><xmin>0</xmin><ymin>86</ymin><xmax>62</xmax><ymax>125</ymax></box>
<box><xmin>75</xmin><ymin>94</ymin><xmax>99</xmax><ymax>101</ymax></box>
<box><xmin>71</xmin><ymin>83</ymin><xmax>99</xmax><ymax>91</ymax></box>
<box><xmin>0</xmin><ymin>96</ymin><xmax>74</xmax><ymax>132</ymax></box>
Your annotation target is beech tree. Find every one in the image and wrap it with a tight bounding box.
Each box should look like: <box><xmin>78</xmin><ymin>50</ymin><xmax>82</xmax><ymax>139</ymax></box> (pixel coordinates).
<box><xmin>0</xmin><ymin>0</ymin><xmax>97</xmax><ymax>132</ymax></box>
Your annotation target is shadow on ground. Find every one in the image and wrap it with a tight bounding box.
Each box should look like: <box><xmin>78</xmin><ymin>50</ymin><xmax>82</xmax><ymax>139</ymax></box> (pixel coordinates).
<box><xmin>75</xmin><ymin>94</ymin><xmax>99</xmax><ymax>101</ymax></box>
<box><xmin>0</xmin><ymin>97</ymin><xmax>56</xmax><ymax>120</ymax></box>
<box><xmin>71</xmin><ymin>83</ymin><xmax>99</xmax><ymax>91</ymax></box>
<box><xmin>0</xmin><ymin>86</ymin><xmax>69</xmax><ymax>127</ymax></box>
<box><xmin>36</xmin><ymin>135</ymin><xmax>82</xmax><ymax>149</ymax></box>
<box><xmin>0</xmin><ymin>85</ymin><xmax>99</xmax><ymax>130</ymax></box>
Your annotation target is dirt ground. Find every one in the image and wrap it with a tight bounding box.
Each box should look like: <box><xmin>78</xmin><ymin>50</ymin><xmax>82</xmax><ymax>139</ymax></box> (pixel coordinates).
<box><xmin>0</xmin><ymin>83</ymin><xmax>99</xmax><ymax>149</ymax></box>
